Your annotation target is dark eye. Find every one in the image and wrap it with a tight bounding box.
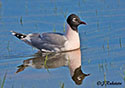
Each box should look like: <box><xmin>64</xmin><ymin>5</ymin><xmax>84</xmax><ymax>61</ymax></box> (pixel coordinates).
<box><xmin>72</xmin><ymin>18</ymin><xmax>77</xmax><ymax>22</ymax></box>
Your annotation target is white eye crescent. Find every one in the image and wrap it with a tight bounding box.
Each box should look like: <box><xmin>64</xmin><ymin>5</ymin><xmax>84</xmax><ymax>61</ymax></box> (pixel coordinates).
<box><xmin>77</xmin><ymin>76</ymin><xmax>81</xmax><ymax>80</ymax></box>
<box><xmin>72</xmin><ymin>18</ymin><xmax>77</xmax><ymax>22</ymax></box>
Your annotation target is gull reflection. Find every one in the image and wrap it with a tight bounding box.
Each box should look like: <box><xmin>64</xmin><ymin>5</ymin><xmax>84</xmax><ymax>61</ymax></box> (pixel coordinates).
<box><xmin>16</xmin><ymin>49</ymin><xmax>90</xmax><ymax>85</ymax></box>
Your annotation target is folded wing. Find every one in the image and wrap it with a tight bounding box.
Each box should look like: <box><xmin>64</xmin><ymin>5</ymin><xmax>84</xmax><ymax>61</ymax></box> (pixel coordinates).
<box><xmin>23</xmin><ymin>32</ymin><xmax>67</xmax><ymax>52</ymax></box>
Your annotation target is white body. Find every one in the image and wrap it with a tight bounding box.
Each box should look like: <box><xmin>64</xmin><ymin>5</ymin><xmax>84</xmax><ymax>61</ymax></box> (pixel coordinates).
<box><xmin>64</xmin><ymin>24</ymin><xmax>80</xmax><ymax>51</ymax></box>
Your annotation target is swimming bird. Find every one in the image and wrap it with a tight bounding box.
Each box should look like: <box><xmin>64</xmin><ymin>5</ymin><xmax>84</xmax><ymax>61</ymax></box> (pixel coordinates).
<box><xmin>11</xmin><ymin>14</ymin><xmax>86</xmax><ymax>52</ymax></box>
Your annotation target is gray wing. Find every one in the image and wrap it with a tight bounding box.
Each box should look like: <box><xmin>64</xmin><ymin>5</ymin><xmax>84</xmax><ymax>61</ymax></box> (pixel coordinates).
<box><xmin>23</xmin><ymin>32</ymin><xmax>67</xmax><ymax>52</ymax></box>
<box><xmin>42</xmin><ymin>32</ymin><xmax>67</xmax><ymax>45</ymax></box>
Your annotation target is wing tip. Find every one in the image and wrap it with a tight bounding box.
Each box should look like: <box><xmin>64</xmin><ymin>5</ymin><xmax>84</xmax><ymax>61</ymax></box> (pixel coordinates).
<box><xmin>10</xmin><ymin>31</ymin><xmax>26</xmax><ymax>39</ymax></box>
<box><xmin>10</xmin><ymin>30</ymin><xmax>16</xmax><ymax>35</ymax></box>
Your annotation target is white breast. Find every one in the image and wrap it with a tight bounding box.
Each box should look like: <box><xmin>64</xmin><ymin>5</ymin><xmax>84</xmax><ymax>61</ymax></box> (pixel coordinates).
<box><xmin>64</xmin><ymin>24</ymin><xmax>80</xmax><ymax>51</ymax></box>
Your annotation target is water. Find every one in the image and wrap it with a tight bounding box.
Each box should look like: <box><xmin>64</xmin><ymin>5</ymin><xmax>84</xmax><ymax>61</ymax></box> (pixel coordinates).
<box><xmin>0</xmin><ymin>0</ymin><xmax>125</xmax><ymax>88</ymax></box>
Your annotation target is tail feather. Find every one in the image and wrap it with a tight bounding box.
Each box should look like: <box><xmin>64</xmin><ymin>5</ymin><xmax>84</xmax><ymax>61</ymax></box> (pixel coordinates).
<box><xmin>16</xmin><ymin>64</ymin><xmax>27</xmax><ymax>73</ymax></box>
<box><xmin>11</xmin><ymin>31</ymin><xmax>26</xmax><ymax>39</ymax></box>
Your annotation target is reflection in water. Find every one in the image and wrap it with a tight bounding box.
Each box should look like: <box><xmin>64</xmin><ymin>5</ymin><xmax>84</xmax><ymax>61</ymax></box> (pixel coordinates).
<box><xmin>16</xmin><ymin>49</ymin><xmax>90</xmax><ymax>85</ymax></box>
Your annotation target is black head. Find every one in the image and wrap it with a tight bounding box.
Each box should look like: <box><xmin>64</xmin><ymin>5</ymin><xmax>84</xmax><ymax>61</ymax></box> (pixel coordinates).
<box><xmin>67</xmin><ymin>14</ymin><xmax>86</xmax><ymax>31</ymax></box>
<box><xmin>72</xmin><ymin>66</ymin><xmax>90</xmax><ymax>85</ymax></box>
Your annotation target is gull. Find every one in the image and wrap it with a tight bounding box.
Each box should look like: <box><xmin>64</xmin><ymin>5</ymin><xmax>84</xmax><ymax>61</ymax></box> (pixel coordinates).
<box><xmin>11</xmin><ymin>14</ymin><xmax>86</xmax><ymax>52</ymax></box>
<box><xmin>16</xmin><ymin>49</ymin><xmax>90</xmax><ymax>85</ymax></box>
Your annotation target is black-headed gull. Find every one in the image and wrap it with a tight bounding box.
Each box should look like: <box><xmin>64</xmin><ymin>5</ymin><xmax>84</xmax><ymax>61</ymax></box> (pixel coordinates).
<box><xmin>16</xmin><ymin>49</ymin><xmax>90</xmax><ymax>85</ymax></box>
<box><xmin>11</xmin><ymin>14</ymin><xmax>86</xmax><ymax>52</ymax></box>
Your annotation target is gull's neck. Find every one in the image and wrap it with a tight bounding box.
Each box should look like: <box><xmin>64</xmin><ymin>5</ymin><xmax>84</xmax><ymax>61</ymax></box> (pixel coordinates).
<box><xmin>66</xmin><ymin>49</ymin><xmax>81</xmax><ymax>76</ymax></box>
<box><xmin>65</xmin><ymin>24</ymin><xmax>80</xmax><ymax>50</ymax></box>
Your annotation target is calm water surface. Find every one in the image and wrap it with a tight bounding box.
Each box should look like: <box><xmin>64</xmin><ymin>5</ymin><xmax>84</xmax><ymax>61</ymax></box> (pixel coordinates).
<box><xmin>0</xmin><ymin>0</ymin><xmax>125</xmax><ymax>88</ymax></box>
